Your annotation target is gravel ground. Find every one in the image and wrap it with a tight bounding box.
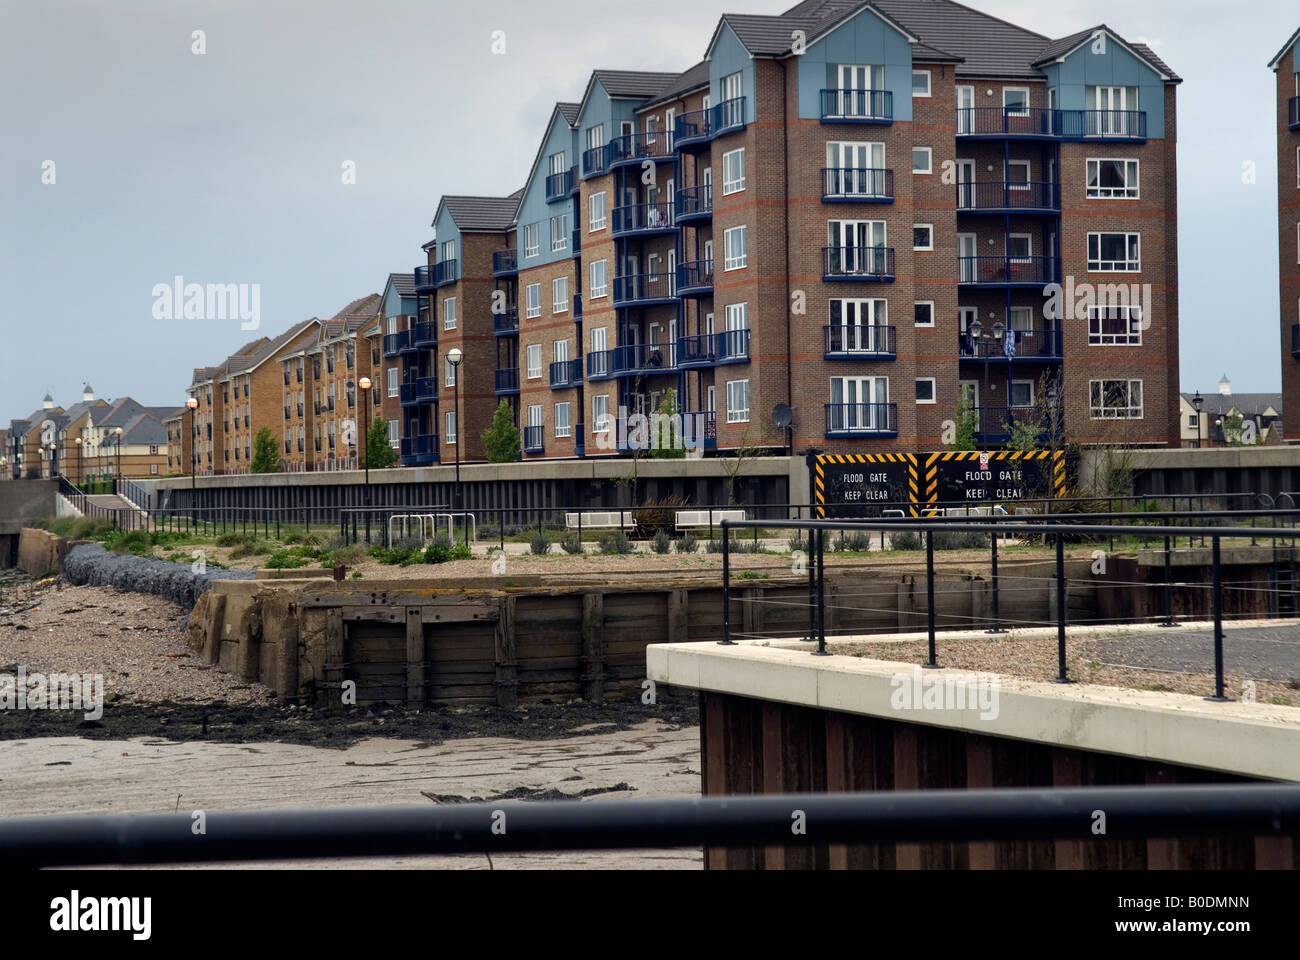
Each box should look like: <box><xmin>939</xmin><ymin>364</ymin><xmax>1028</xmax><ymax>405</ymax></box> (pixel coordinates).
<box><xmin>836</xmin><ymin>621</ymin><xmax>1300</xmax><ymax>705</ymax></box>
<box><xmin>0</xmin><ymin>583</ymin><xmax>273</xmax><ymax>706</ymax></box>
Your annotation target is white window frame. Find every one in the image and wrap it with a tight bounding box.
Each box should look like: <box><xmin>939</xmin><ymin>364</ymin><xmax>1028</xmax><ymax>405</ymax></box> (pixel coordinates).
<box><xmin>726</xmin><ymin>379</ymin><xmax>750</xmax><ymax>424</ymax></box>
<box><xmin>1087</xmin><ymin>232</ymin><xmax>1141</xmax><ymax>272</ymax></box>
<box><xmin>1002</xmin><ymin>86</ymin><xmax>1030</xmax><ymax>117</ymax></box>
<box><xmin>914</xmin><ymin>301</ymin><xmax>935</xmax><ymax>327</ymax></box>
<box><xmin>386</xmin><ymin>367</ymin><xmax>398</xmax><ymax>397</ymax></box>
<box><xmin>524</xmin><ymin>223</ymin><xmax>540</xmax><ymax>258</ymax></box>
<box><xmin>553</xmin><ymin>338</ymin><xmax>569</xmax><ymax>367</ymax></box>
<box><xmin>443</xmin><ymin>296</ymin><xmax>457</xmax><ymax>331</ymax></box>
<box><xmin>444</xmin><ymin>354</ymin><xmax>457</xmax><ymax>387</ymax></box>
<box><xmin>1007</xmin><ymin>160</ymin><xmax>1031</xmax><ymax>190</ymax></box>
<box><xmin>527</xmin><ymin>344</ymin><xmax>542</xmax><ymax>380</ymax></box>
<box><xmin>551</xmin><ymin>213</ymin><xmax>568</xmax><ymax>252</ymax></box>
<box><xmin>589</xmin><ymin>191</ymin><xmax>606</xmax><ymax>231</ymax></box>
<box><xmin>1089</xmin><ymin>379</ymin><xmax>1144</xmax><ymax>420</ymax></box>
<box><xmin>1086</xmin><ymin>158</ymin><xmax>1140</xmax><ymax>199</ymax></box>
<box><xmin>915</xmin><ymin>377</ymin><xmax>937</xmax><ymax>404</ymax></box>
<box><xmin>525</xmin><ymin>282</ymin><xmax>542</xmax><ymax>319</ymax></box>
<box><xmin>441</xmin><ymin>239</ymin><xmax>456</xmax><ymax>264</ymax></box>
<box><xmin>913</xmin><ymin>224</ymin><xmax>934</xmax><ymax>251</ymax></box>
<box><xmin>911</xmin><ymin>70</ymin><xmax>931</xmax><ymax>98</ymax></box>
<box><xmin>555</xmin><ymin>402</ymin><xmax>571</xmax><ymax>438</ymax></box>
<box><xmin>590</xmin><ymin>260</ymin><xmax>608</xmax><ymax>298</ymax></box>
<box><xmin>912</xmin><ymin>147</ymin><xmax>933</xmax><ymax>174</ymax></box>
<box><xmin>445</xmin><ymin>410</ymin><xmax>457</xmax><ymax>444</ymax></box>
<box><xmin>1008</xmin><ymin>233</ymin><xmax>1033</xmax><ymax>262</ymax></box>
<box><xmin>1088</xmin><ymin>304</ymin><xmax>1144</xmax><ymax>346</ymax></box>
<box><xmin>723</xmin><ymin>225</ymin><xmax>748</xmax><ymax>271</ymax></box>
<box><xmin>552</xmin><ymin>276</ymin><xmax>569</xmax><ymax>314</ymax></box>
<box><xmin>722</xmin><ymin>148</ymin><xmax>746</xmax><ymax>195</ymax></box>
<box><xmin>1010</xmin><ymin>379</ymin><xmax>1034</xmax><ymax>409</ymax></box>
<box><xmin>593</xmin><ymin>394</ymin><xmax>610</xmax><ymax>433</ymax></box>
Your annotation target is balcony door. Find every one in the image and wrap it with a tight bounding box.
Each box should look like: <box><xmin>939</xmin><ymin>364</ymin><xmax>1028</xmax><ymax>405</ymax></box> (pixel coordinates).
<box><xmin>828</xmin><ymin>220</ymin><xmax>886</xmax><ymax>275</ymax></box>
<box><xmin>957</xmin><ymin>233</ymin><xmax>977</xmax><ymax>283</ymax></box>
<box><xmin>827</xmin><ymin>142</ymin><xmax>884</xmax><ymax>197</ymax></box>
<box><xmin>956</xmin><ymin>85</ymin><xmax>975</xmax><ymax>134</ymax></box>
<box><xmin>830</xmin><ymin>376</ymin><xmax>888</xmax><ymax>431</ymax></box>
<box><xmin>1090</xmin><ymin>85</ymin><xmax>1136</xmax><ymax>136</ymax></box>
<box><xmin>836</xmin><ymin>64</ymin><xmax>877</xmax><ymax>118</ymax></box>
<box><xmin>831</xmin><ymin>298</ymin><xmax>886</xmax><ymax>353</ymax></box>
<box><xmin>955</xmin><ymin>160</ymin><xmax>976</xmax><ymax>209</ymax></box>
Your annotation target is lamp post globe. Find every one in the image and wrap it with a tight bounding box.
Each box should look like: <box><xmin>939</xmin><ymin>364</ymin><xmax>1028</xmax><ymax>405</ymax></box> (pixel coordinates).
<box><xmin>358</xmin><ymin>377</ymin><xmax>372</xmax><ymax>493</ymax></box>
<box><xmin>445</xmin><ymin>348</ymin><xmax>464</xmax><ymax>516</ymax></box>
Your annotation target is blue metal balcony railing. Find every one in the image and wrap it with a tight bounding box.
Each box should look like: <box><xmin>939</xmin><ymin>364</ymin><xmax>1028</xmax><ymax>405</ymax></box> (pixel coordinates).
<box><xmin>608</xmin><ymin>132</ymin><xmax>675</xmax><ymax>167</ymax></box>
<box><xmin>1292</xmin><ymin>323</ymin><xmax>1299</xmax><ymax>358</ymax></box>
<box><xmin>822</xmin><ymin>168</ymin><xmax>893</xmax><ymax>202</ymax></box>
<box><xmin>819</xmin><ymin>89</ymin><xmax>893</xmax><ymax>123</ymax></box>
<box><xmin>958</xmin><ymin>256</ymin><xmax>1060</xmax><ymax>286</ymax></box>
<box><xmin>681</xmin><ymin>411</ymin><xmax>717</xmax><ymax>448</ymax></box>
<box><xmin>586</xmin><ymin>350</ymin><xmax>613</xmax><ymax>381</ymax></box>
<box><xmin>674</xmin><ymin>108</ymin><xmax>712</xmax><ymax>149</ymax></box>
<box><xmin>612</xmin><ymin>272</ymin><xmax>676</xmax><ymax>306</ymax></box>
<box><xmin>676</xmin><ymin>259</ymin><xmax>713</xmax><ymax>297</ymax></box>
<box><xmin>712</xmin><ymin>96</ymin><xmax>746</xmax><ymax>136</ymax></box>
<box><xmin>400</xmin><ymin>433</ymin><xmax>439</xmax><ymax>461</ymax></box>
<box><xmin>494</xmin><ymin>367</ymin><xmax>520</xmax><ymax>394</ymax></box>
<box><xmin>676</xmin><ymin>184</ymin><xmax>712</xmax><ymax>221</ymax></box>
<box><xmin>824</xmin><ymin>324</ymin><xmax>896</xmax><ymax>359</ymax></box>
<box><xmin>383</xmin><ymin>330</ymin><xmax>411</xmax><ymax>356</ymax></box>
<box><xmin>549</xmin><ymin>358</ymin><xmax>583</xmax><ymax>389</ymax></box>
<box><xmin>612</xmin><ymin>341</ymin><xmax>676</xmax><ymax>376</ymax></box>
<box><xmin>824</xmin><ymin>402</ymin><xmax>898</xmax><ymax>437</ymax></box>
<box><xmin>582</xmin><ymin>143</ymin><xmax>608</xmax><ymax>178</ymax></box>
<box><xmin>493</xmin><ymin>307</ymin><xmax>519</xmax><ymax>336</ymax></box>
<box><xmin>957</xmin><ymin>107</ymin><xmax>1147</xmax><ymax>141</ymax></box>
<box><xmin>413</xmin><ymin>265</ymin><xmax>436</xmax><ymax>293</ymax></box>
<box><xmin>959</xmin><ymin>329</ymin><xmax>1063</xmax><ymax>361</ymax></box>
<box><xmin>522</xmin><ymin>425</ymin><xmax>543</xmax><ymax>453</ymax></box>
<box><xmin>411</xmin><ymin>321</ymin><xmax>437</xmax><ymax>347</ymax></box>
<box><xmin>492</xmin><ymin>249</ymin><xmax>518</xmax><ymax>276</ymax></box>
<box><xmin>956</xmin><ymin>180</ymin><xmax>1060</xmax><ymax>213</ymax></box>
<box><xmin>972</xmin><ymin>406</ymin><xmax>1062</xmax><ymax>444</ymax></box>
<box><xmin>398</xmin><ymin>377</ymin><xmax>437</xmax><ymax>406</ymax></box>
<box><xmin>545</xmin><ymin>167</ymin><xmax>575</xmax><ymax>202</ymax></box>
<box><xmin>676</xmin><ymin>329</ymin><xmax>750</xmax><ymax>368</ymax></box>
<box><xmin>1290</xmin><ymin>96</ymin><xmax>1299</xmax><ymax>130</ymax></box>
<box><xmin>822</xmin><ymin>246</ymin><xmax>895</xmax><ymax>282</ymax></box>
<box><xmin>611</xmin><ymin>201</ymin><xmax>675</xmax><ymax>236</ymax></box>
<box><xmin>432</xmin><ymin>259</ymin><xmax>458</xmax><ymax>287</ymax></box>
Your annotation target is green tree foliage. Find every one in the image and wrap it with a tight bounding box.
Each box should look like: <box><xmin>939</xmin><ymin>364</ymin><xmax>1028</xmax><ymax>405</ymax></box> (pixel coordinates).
<box><xmin>650</xmin><ymin>389</ymin><xmax>685</xmax><ymax>459</ymax></box>
<box><xmin>250</xmin><ymin>426</ymin><xmax>281</xmax><ymax>473</ymax></box>
<box><xmin>481</xmin><ymin>400</ymin><xmax>521</xmax><ymax>463</ymax></box>
<box><xmin>365</xmin><ymin>416</ymin><xmax>397</xmax><ymax>468</ymax></box>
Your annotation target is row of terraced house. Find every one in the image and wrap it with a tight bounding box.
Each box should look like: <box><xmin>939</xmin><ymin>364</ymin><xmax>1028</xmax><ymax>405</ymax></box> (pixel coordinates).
<box><xmin>389</xmin><ymin>0</ymin><xmax>1185</xmax><ymax>466</ymax></box>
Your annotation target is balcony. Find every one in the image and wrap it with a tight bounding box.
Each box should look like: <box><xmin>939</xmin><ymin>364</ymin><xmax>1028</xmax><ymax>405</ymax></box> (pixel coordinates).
<box><xmin>956</xmin><ymin>180</ymin><xmax>1060</xmax><ymax>214</ymax></box>
<box><xmin>824</xmin><ymin>324</ymin><xmax>896</xmax><ymax>359</ymax></box>
<box><xmin>400</xmin><ymin>433</ymin><xmax>439</xmax><ymax>464</ymax></box>
<box><xmin>494</xmin><ymin>367</ymin><xmax>520</xmax><ymax>394</ymax></box>
<box><xmin>612</xmin><ymin>341</ymin><xmax>676</xmax><ymax>376</ymax></box>
<box><xmin>682</xmin><ymin>411</ymin><xmax>717</xmax><ymax>449</ymax></box>
<box><xmin>545</xmin><ymin>167</ymin><xmax>575</xmax><ymax>202</ymax></box>
<box><xmin>824</xmin><ymin>402</ymin><xmax>898</xmax><ymax>438</ymax></box>
<box><xmin>676</xmin><ymin>184</ymin><xmax>712</xmax><ymax>222</ymax></box>
<box><xmin>582</xmin><ymin>143</ymin><xmax>609</xmax><ymax>179</ymax></box>
<box><xmin>674</xmin><ymin>108</ymin><xmax>712</xmax><ymax>151</ymax></box>
<box><xmin>608</xmin><ymin>132</ymin><xmax>675</xmax><ymax>169</ymax></box>
<box><xmin>522</xmin><ymin>425</ymin><xmax>544</xmax><ymax>453</ymax></box>
<box><xmin>411</xmin><ymin>321</ymin><xmax>437</xmax><ymax>347</ymax></box>
<box><xmin>822</xmin><ymin>246</ymin><xmax>895</xmax><ymax>282</ymax></box>
<box><xmin>959</xmin><ymin>329</ymin><xmax>1063</xmax><ymax>362</ymax></box>
<box><xmin>1292</xmin><ymin>323</ymin><xmax>1299</xmax><ymax>358</ymax></box>
<box><xmin>822</xmin><ymin>168</ymin><xmax>893</xmax><ymax>203</ymax></box>
<box><xmin>676</xmin><ymin>259</ymin><xmax>714</xmax><ymax>298</ymax></box>
<box><xmin>399</xmin><ymin>377</ymin><xmax>437</xmax><ymax>406</ymax></box>
<box><xmin>958</xmin><ymin>256</ymin><xmax>1059</xmax><ymax>288</ymax></box>
<box><xmin>972</xmin><ymin>406</ymin><xmax>1062</xmax><ymax>445</ymax></box>
<box><xmin>492</xmin><ymin>249</ymin><xmax>518</xmax><ymax>276</ymax></box>
<box><xmin>381</xmin><ymin>330</ymin><xmax>412</xmax><ymax>356</ymax></box>
<box><xmin>494</xmin><ymin>307</ymin><xmax>519</xmax><ymax>336</ymax></box>
<box><xmin>711</xmin><ymin>96</ymin><xmax>746</xmax><ymax>137</ymax></box>
<box><xmin>957</xmin><ymin>107</ymin><xmax>1147</xmax><ymax>142</ymax></box>
<box><xmin>586</xmin><ymin>350</ymin><xmax>614</xmax><ymax>381</ymax></box>
<box><xmin>677</xmin><ymin>329</ymin><xmax>751</xmax><ymax>368</ymax></box>
<box><xmin>820</xmin><ymin>89</ymin><xmax>893</xmax><ymax>124</ymax></box>
<box><xmin>611</xmin><ymin>201</ymin><xmax>675</xmax><ymax>237</ymax></box>
<box><xmin>612</xmin><ymin>272</ymin><xmax>677</xmax><ymax>307</ymax></box>
<box><xmin>413</xmin><ymin>264</ymin><xmax>436</xmax><ymax>293</ymax></box>
<box><xmin>549</xmin><ymin>358</ymin><xmax>583</xmax><ymax>389</ymax></box>
<box><xmin>1291</xmin><ymin>97</ymin><xmax>1300</xmax><ymax>130</ymax></box>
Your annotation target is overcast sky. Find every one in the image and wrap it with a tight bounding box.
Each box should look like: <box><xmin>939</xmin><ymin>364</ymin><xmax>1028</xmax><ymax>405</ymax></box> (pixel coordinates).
<box><xmin>1</xmin><ymin>0</ymin><xmax>1295</xmax><ymax>418</ymax></box>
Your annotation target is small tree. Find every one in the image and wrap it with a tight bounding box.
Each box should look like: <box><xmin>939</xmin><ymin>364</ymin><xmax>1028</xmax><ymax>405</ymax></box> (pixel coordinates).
<box><xmin>949</xmin><ymin>395</ymin><xmax>978</xmax><ymax>451</ymax></box>
<box><xmin>650</xmin><ymin>389</ymin><xmax>685</xmax><ymax>459</ymax></box>
<box><xmin>250</xmin><ymin>426</ymin><xmax>281</xmax><ymax>473</ymax></box>
<box><xmin>365</xmin><ymin>416</ymin><xmax>397</xmax><ymax>468</ymax></box>
<box><xmin>481</xmin><ymin>400</ymin><xmax>521</xmax><ymax>463</ymax></box>
<box><xmin>720</xmin><ymin>426</ymin><xmax>764</xmax><ymax>505</ymax></box>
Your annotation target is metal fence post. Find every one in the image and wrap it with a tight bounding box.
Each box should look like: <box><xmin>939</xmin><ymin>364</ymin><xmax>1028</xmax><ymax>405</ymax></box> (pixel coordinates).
<box><xmin>1053</xmin><ymin>531</ymin><xmax>1072</xmax><ymax>683</ymax></box>
<box><xmin>987</xmin><ymin>530</ymin><xmax>1006</xmax><ymax>634</ymax></box>
<box><xmin>805</xmin><ymin>522</ymin><xmax>816</xmax><ymax>643</ymax></box>
<box><xmin>1207</xmin><ymin>536</ymin><xmax>1230</xmax><ymax>702</ymax></box>
<box><xmin>719</xmin><ymin>524</ymin><xmax>734</xmax><ymax>646</ymax></box>
<box><xmin>815</xmin><ymin>527</ymin><xmax>828</xmax><ymax>656</ymax></box>
<box><xmin>1159</xmin><ymin>535</ymin><xmax>1178</xmax><ymax>628</ymax></box>
<box><xmin>924</xmin><ymin>530</ymin><xmax>937</xmax><ymax>668</ymax></box>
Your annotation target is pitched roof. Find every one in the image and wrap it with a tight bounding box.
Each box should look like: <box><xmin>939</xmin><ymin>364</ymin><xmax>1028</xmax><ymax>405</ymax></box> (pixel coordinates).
<box><xmin>592</xmin><ymin>69</ymin><xmax>683</xmax><ymax>99</ymax></box>
<box><xmin>557</xmin><ymin>101</ymin><xmax>581</xmax><ymax>125</ymax></box>
<box><xmin>387</xmin><ymin>272</ymin><xmax>416</xmax><ymax>297</ymax></box>
<box><xmin>1030</xmin><ymin>24</ymin><xmax>1180</xmax><ymax>81</ymax></box>
<box><xmin>1268</xmin><ymin>27</ymin><xmax>1300</xmax><ymax>69</ymax></box>
<box><xmin>331</xmin><ymin>293</ymin><xmax>382</xmax><ymax>321</ymax></box>
<box><xmin>120</xmin><ymin>412</ymin><xmax>168</xmax><ymax>445</ymax></box>
<box><xmin>97</xmin><ymin>397</ymin><xmax>149</xmax><ymax>429</ymax></box>
<box><xmin>1181</xmin><ymin>393</ymin><xmax>1283</xmax><ymax>417</ymax></box>
<box><xmin>437</xmin><ymin>194</ymin><xmax>521</xmax><ymax>232</ymax></box>
<box><xmin>642</xmin><ymin>61</ymin><xmax>712</xmax><ymax>110</ymax></box>
<box><xmin>874</xmin><ymin>0</ymin><xmax>1046</xmax><ymax>77</ymax></box>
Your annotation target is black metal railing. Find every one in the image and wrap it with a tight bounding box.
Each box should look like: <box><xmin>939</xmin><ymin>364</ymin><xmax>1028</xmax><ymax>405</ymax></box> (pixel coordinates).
<box><xmin>820</xmin><ymin>88</ymin><xmax>893</xmax><ymax>122</ymax></box>
<box><xmin>824</xmin><ymin>324</ymin><xmax>895</xmax><ymax>358</ymax></box>
<box><xmin>956</xmin><ymin>180</ymin><xmax>1060</xmax><ymax>211</ymax></box>
<box><xmin>823</xmin><ymin>246</ymin><xmax>895</xmax><ymax>281</ymax></box>
<box><xmin>824</xmin><ymin>402</ymin><xmax>898</xmax><ymax>436</ymax></box>
<box><xmin>958</xmin><ymin>255</ymin><xmax>1059</xmax><ymax>285</ymax></box>
<box><xmin>959</xmin><ymin>328</ymin><xmax>1063</xmax><ymax>360</ymax></box>
<box><xmin>822</xmin><ymin>167</ymin><xmax>893</xmax><ymax>201</ymax></box>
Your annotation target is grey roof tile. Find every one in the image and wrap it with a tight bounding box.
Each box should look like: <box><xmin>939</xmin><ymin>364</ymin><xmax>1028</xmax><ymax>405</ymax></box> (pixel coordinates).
<box><xmin>593</xmin><ymin>69</ymin><xmax>684</xmax><ymax>99</ymax></box>
<box><xmin>387</xmin><ymin>272</ymin><xmax>416</xmax><ymax>297</ymax></box>
<box><xmin>557</xmin><ymin>101</ymin><xmax>581</xmax><ymax>125</ymax></box>
<box><xmin>441</xmin><ymin>195</ymin><xmax>521</xmax><ymax>232</ymax></box>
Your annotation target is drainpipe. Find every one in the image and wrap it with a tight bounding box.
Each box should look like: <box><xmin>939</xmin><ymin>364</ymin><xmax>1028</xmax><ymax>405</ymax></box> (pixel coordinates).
<box><xmin>781</xmin><ymin>57</ymin><xmax>793</xmax><ymax>457</ymax></box>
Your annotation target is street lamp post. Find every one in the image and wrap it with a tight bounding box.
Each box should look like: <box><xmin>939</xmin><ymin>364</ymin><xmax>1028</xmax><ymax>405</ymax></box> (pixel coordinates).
<box><xmin>1192</xmin><ymin>391</ymin><xmax>1204</xmax><ymax>449</ymax></box>
<box><xmin>446</xmin><ymin>348</ymin><xmax>464</xmax><ymax>533</ymax></box>
<box><xmin>74</xmin><ymin>437</ymin><xmax>82</xmax><ymax>485</ymax></box>
<box><xmin>113</xmin><ymin>426</ymin><xmax>123</xmax><ymax>489</ymax></box>
<box><xmin>186</xmin><ymin>397</ymin><xmax>199</xmax><ymax>528</ymax></box>
<box><xmin>46</xmin><ymin>442</ymin><xmax>58</xmax><ymax>479</ymax></box>
<box><xmin>358</xmin><ymin>377</ymin><xmax>372</xmax><ymax>542</ymax></box>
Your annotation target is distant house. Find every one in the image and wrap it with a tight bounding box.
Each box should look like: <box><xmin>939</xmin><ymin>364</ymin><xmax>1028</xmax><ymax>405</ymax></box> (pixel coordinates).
<box><xmin>1178</xmin><ymin>376</ymin><xmax>1283</xmax><ymax>447</ymax></box>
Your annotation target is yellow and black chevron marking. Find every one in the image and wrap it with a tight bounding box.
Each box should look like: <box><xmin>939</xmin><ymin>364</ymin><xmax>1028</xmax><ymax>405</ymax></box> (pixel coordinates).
<box><xmin>1051</xmin><ymin>449</ymin><xmax>1066</xmax><ymax>497</ymax></box>
<box><xmin>816</xmin><ymin>453</ymin><xmax>912</xmax><ymax>464</ymax></box>
<box><xmin>813</xmin><ymin>458</ymin><xmax>825</xmax><ymax>518</ymax></box>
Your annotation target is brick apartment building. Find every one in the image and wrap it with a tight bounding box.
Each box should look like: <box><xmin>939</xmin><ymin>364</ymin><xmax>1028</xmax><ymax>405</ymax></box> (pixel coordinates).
<box><xmin>1272</xmin><ymin>27</ymin><xmax>1300</xmax><ymax>441</ymax></box>
<box><xmin>400</xmin><ymin>0</ymin><xmax>1181</xmax><ymax>464</ymax></box>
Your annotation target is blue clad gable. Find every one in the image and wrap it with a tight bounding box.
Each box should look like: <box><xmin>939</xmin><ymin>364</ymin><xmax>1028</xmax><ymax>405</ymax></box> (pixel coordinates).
<box><xmin>1042</xmin><ymin>37</ymin><xmax>1166</xmax><ymax>137</ymax></box>
<box><xmin>382</xmin><ymin>281</ymin><xmax>415</xmax><ymax>319</ymax></box>
<box><xmin>796</xmin><ymin>8</ymin><xmax>913</xmax><ymax>122</ymax></box>
<box><xmin>432</xmin><ymin>205</ymin><xmax>462</xmax><ymax>263</ymax></box>
<box><xmin>711</xmin><ymin>23</ymin><xmax>757</xmax><ymax>125</ymax></box>
<box><xmin>517</xmin><ymin>109</ymin><xmax>579</xmax><ymax>270</ymax></box>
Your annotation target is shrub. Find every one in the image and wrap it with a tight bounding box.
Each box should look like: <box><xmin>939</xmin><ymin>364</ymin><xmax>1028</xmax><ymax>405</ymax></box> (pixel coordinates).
<box><xmin>333</xmin><ymin>543</ymin><xmax>368</xmax><ymax>565</ymax></box>
<box><xmin>228</xmin><ymin>540</ymin><xmax>274</xmax><ymax>560</ymax></box>
<box><xmin>833</xmin><ymin>531</ymin><xmax>873</xmax><ymax>553</ymax></box>
<box><xmin>598</xmin><ymin>531</ymin><xmax>633</xmax><ymax>555</ymax></box>
<box><xmin>107</xmin><ymin>530</ymin><xmax>153</xmax><ymax>556</ymax></box>
<box><xmin>423</xmin><ymin>542</ymin><xmax>452</xmax><ymax>564</ymax></box>
<box><xmin>650</xmin><ymin>530</ymin><xmax>671</xmax><ymax>554</ymax></box>
<box><xmin>530</xmin><ymin>532</ymin><xmax>552</xmax><ymax>556</ymax></box>
<box><xmin>265</xmin><ymin>549</ymin><xmax>311</xmax><ymax>569</ymax></box>
<box><xmin>216</xmin><ymin>532</ymin><xmax>256</xmax><ymax>548</ymax></box>
<box><xmin>633</xmin><ymin>495</ymin><xmax>688</xmax><ymax>539</ymax></box>
<box><xmin>350</xmin><ymin>570</ymin><xmax>363</xmax><ymax>579</ymax></box>
<box><xmin>888</xmin><ymin>530</ymin><xmax>922</xmax><ymax>551</ymax></box>
<box><xmin>705</xmin><ymin>538</ymin><xmax>759</xmax><ymax>554</ymax></box>
<box><xmin>787</xmin><ymin>534</ymin><xmax>808</xmax><ymax>553</ymax></box>
<box><xmin>560</xmin><ymin>533</ymin><xmax>584</xmax><ymax>555</ymax></box>
<box><xmin>932</xmin><ymin>530</ymin><xmax>990</xmax><ymax>551</ymax></box>
<box><xmin>450</xmin><ymin>542</ymin><xmax>471</xmax><ymax>561</ymax></box>
<box><xmin>673</xmin><ymin>532</ymin><xmax>699</xmax><ymax>554</ymax></box>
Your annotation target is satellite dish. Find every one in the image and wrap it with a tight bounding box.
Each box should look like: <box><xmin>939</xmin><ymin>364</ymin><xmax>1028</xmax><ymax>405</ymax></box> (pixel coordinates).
<box><xmin>772</xmin><ymin>403</ymin><xmax>794</xmax><ymax>430</ymax></box>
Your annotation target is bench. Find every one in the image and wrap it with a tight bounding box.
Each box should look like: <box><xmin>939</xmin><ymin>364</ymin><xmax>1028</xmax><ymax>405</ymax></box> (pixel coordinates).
<box><xmin>675</xmin><ymin>509</ymin><xmax>746</xmax><ymax>528</ymax></box>
<box><xmin>565</xmin><ymin>511</ymin><xmax>635</xmax><ymax>530</ymax></box>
